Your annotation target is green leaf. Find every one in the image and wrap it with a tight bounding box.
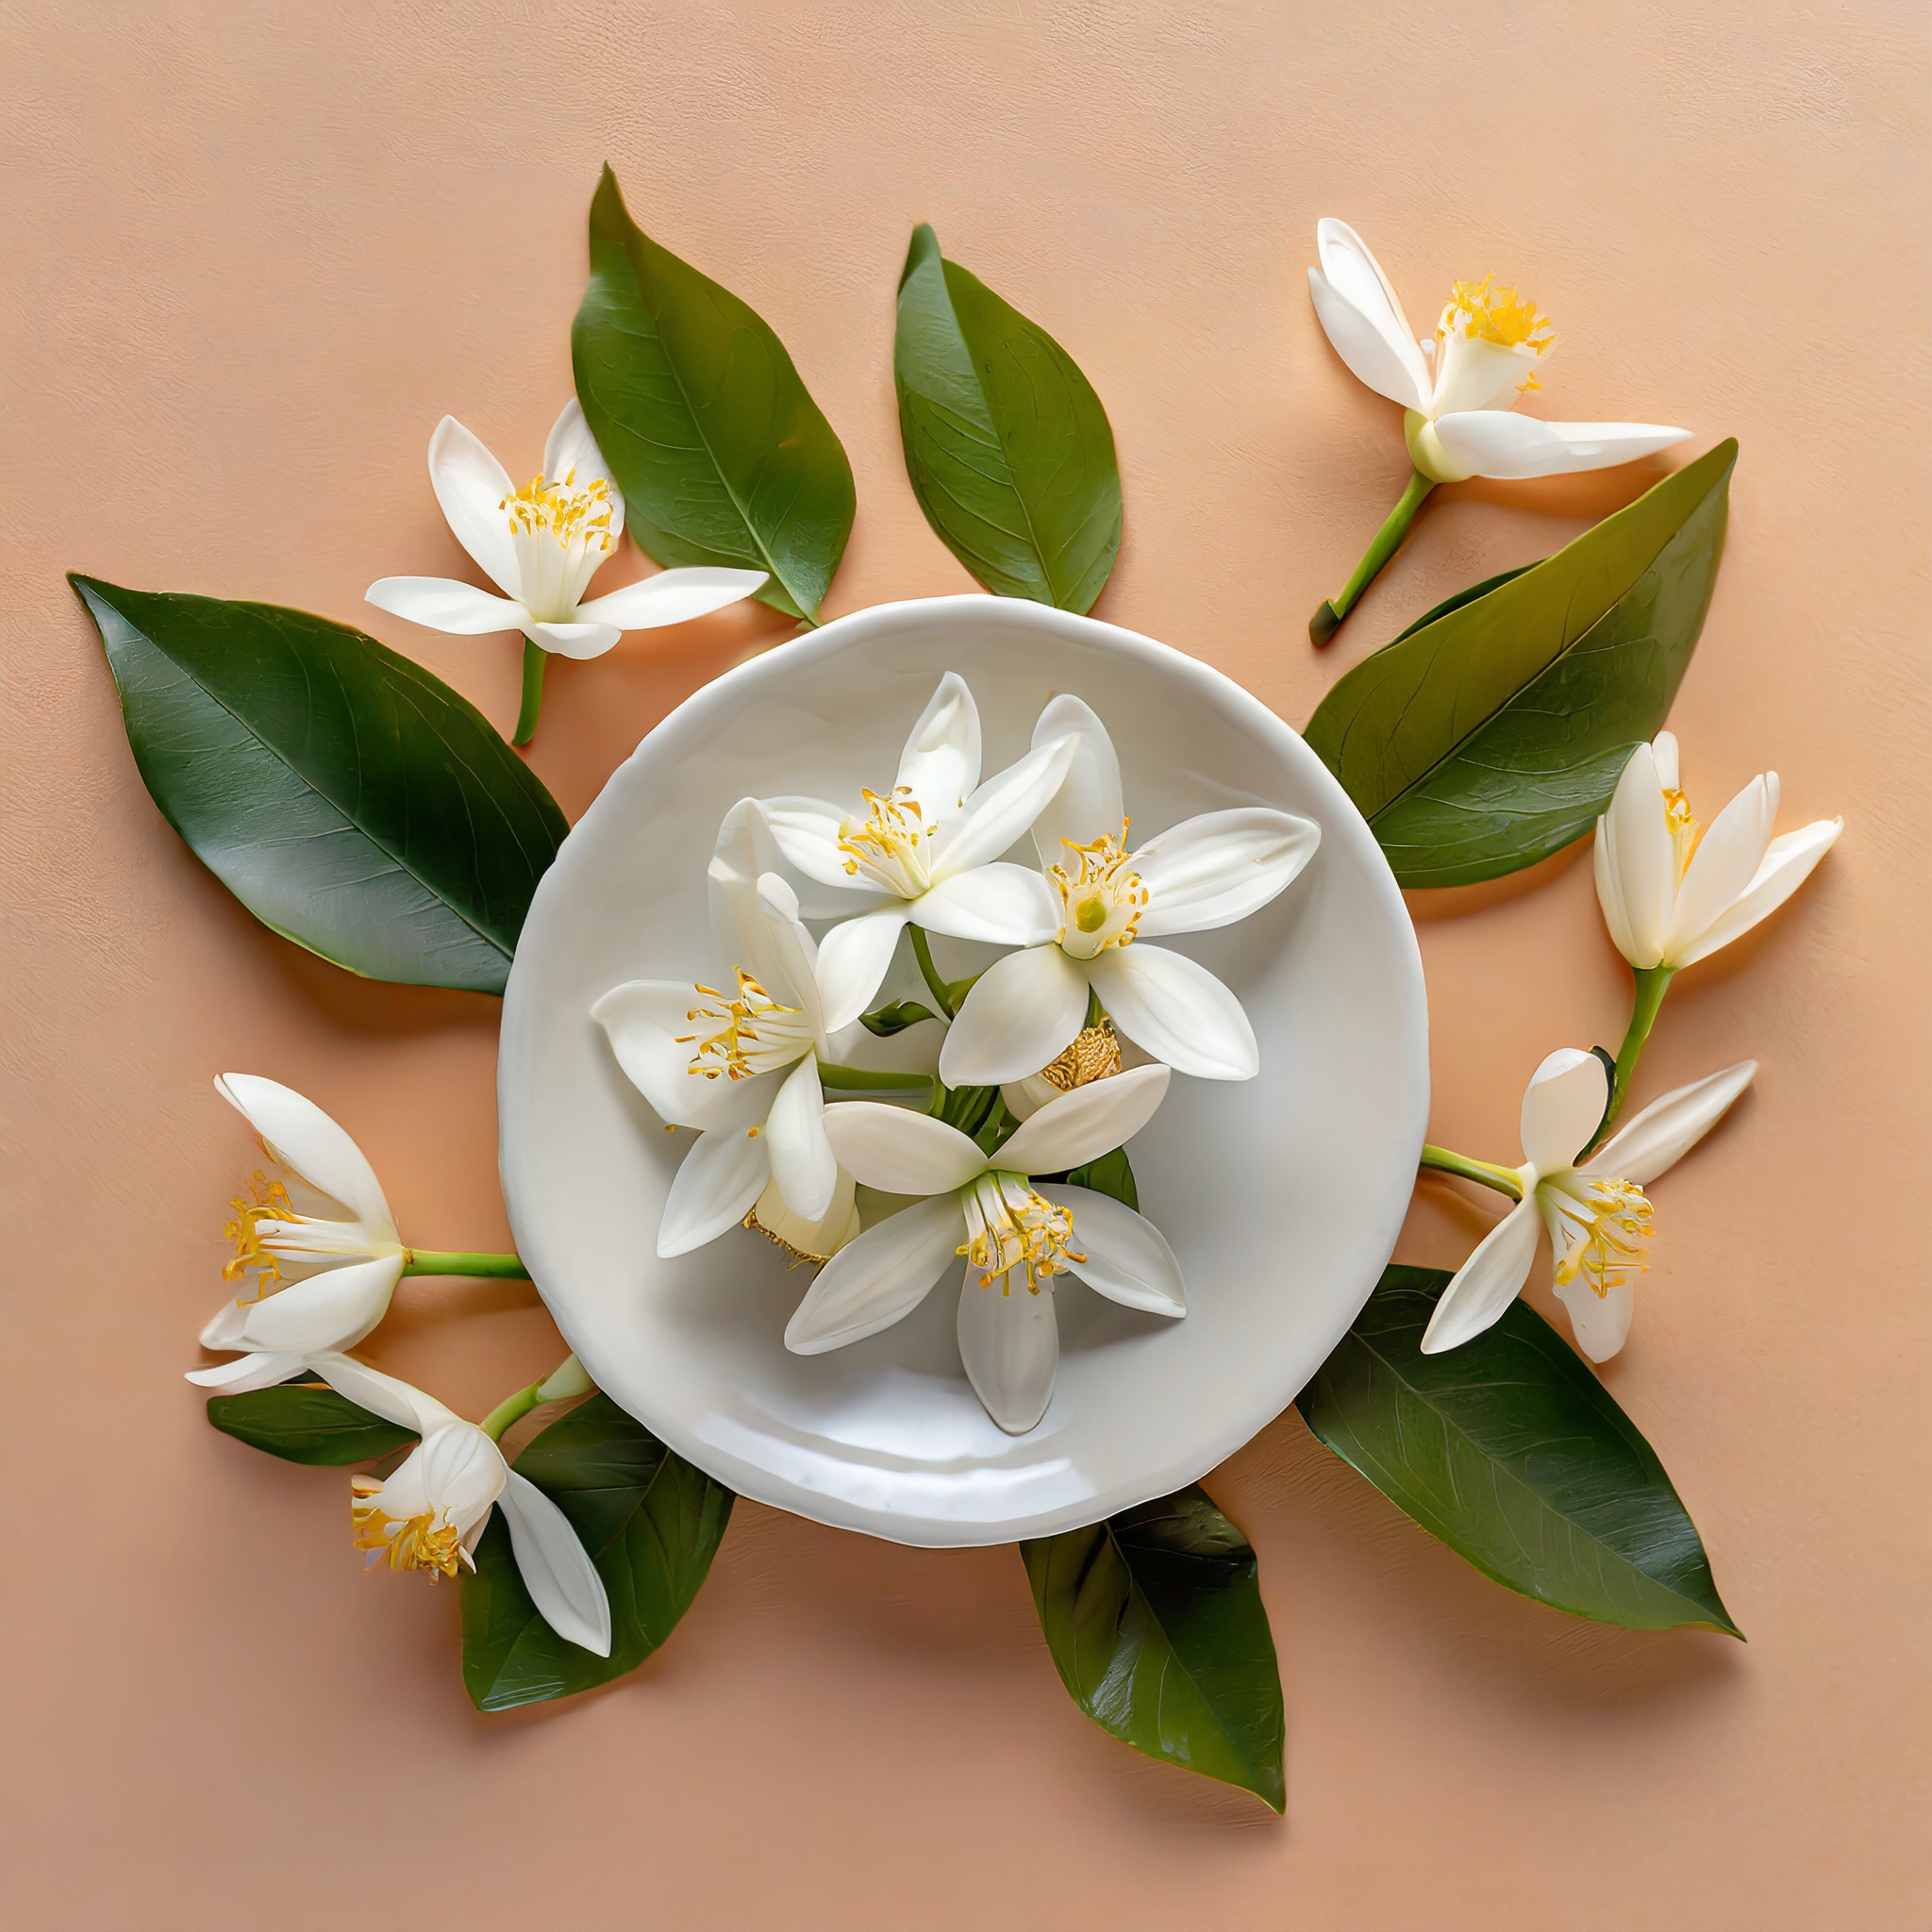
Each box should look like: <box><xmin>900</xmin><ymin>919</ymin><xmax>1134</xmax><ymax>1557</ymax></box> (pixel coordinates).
<box><xmin>894</xmin><ymin>223</ymin><xmax>1122</xmax><ymax>612</ymax></box>
<box><xmin>573</xmin><ymin>166</ymin><xmax>855</xmax><ymax>624</ymax></box>
<box><xmin>1295</xmin><ymin>1266</ymin><xmax>1740</xmax><ymax>1635</ymax></box>
<box><xmin>72</xmin><ymin>576</ymin><xmax>569</xmax><ymax>995</ymax></box>
<box><xmin>462</xmin><ymin>1394</ymin><xmax>735</xmax><ymax>1711</ymax></box>
<box><xmin>206</xmin><ymin>1381</ymin><xmax>418</xmax><ymax>1465</ymax></box>
<box><xmin>858</xmin><ymin>999</ymin><xmax>939</xmax><ymax>1037</ymax></box>
<box><xmin>1303</xmin><ymin>441</ymin><xmax>1737</xmax><ymax>887</ymax></box>
<box><xmin>1022</xmin><ymin>1486</ymin><xmax>1286</xmax><ymax>1810</ymax></box>
<box><xmin>1059</xmin><ymin>1144</ymin><xmax>1138</xmax><ymax>1210</ymax></box>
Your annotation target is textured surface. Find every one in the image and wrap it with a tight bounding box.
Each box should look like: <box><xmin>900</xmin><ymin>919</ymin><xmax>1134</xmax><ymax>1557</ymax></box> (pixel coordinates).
<box><xmin>1</xmin><ymin>4</ymin><xmax>1926</xmax><ymax>1929</ymax></box>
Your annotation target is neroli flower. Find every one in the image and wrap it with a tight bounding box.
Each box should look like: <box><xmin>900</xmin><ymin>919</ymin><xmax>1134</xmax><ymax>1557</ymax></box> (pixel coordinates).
<box><xmin>936</xmin><ymin>696</ymin><xmax>1320</xmax><ymax>1087</ymax></box>
<box><xmin>308</xmin><ymin>1356</ymin><xmax>610</xmax><ymax>1657</ymax></box>
<box><xmin>187</xmin><ymin>1074</ymin><xmax>407</xmax><ymax>1396</ymax></box>
<box><xmin>365</xmin><ymin>401</ymin><xmax>765</xmax><ymax>658</ymax></box>
<box><xmin>1307</xmin><ymin>219</ymin><xmax>1689</xmax><ymax>486</ymax></box>
<box><xmin>758</xmin><ymin>673</ymin><xmax>1077</xmax><ymax>1031</ymax></box>
<box><xmin>788</xmin><ymin>1064</ymin><xmax>1183</xmax><ymax>1434</ymax></box>
<box><xmin>592</xmin><ymin>802</ymin><xmax>873</xmax><ymax>1258</ymax></box>
<box><xmin>1596</xmin><ymin>732</ymin><xmax>1842</xmax><ymax>974</ymax></box>
<box><xmin>1423</xmin><ymin>1049</ymin><xmax>1756</xmax><ymax>1362</ymax></box>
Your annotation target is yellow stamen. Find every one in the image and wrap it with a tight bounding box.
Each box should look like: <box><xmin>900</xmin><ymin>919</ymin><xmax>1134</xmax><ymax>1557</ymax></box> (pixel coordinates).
<box><xmin>222</xmin><ymin>1172</ymin><xmax>294</xmax><ymax>1304</ymax></box>
<box><xmin>499</xmin><ymin>466</ymin><xmax>615</xmax><ymax>553</ymax></box>
<box><xmin>676</xmin><ymin>969</ymin><xmax>808</xmax><ymax>1081</ymax></box>
<box><xmin>1040</xmin><ymin>1023</ymin><xmax>1122</xmax><ymax>1093</ymax></box>
<box><xmin>837</xmin><ymin>786</ymin><xmax>935</xmax><ymax>897</ymax></box>
<box><xmin>350</xmin><ymin>1478</ymin><xmax>463</xmax><ymax>1578</ymax></box>
<box><xmin>1046</xmin><ymin>823</ymin><xmax>1148</xmax><ymax>958</ymax></box>
<box><xmin>1551</xmin><ymin>1177</ymin><xmax>1654</xmax><ymax>1299</ymax></box>
<box><xmin>1662</xmin><ymin>787</ymin><xmax>1702</xmax><ymax>881</ymax></box>
<box><xmin>1439</xmin><ymin>276</ymin><xmax>1555</xmax><ymax>389</ymax></box>
<box><xmin>957</xmin><ymin>1173</ymin><xmax>1086</xmax><ymax>1297</ymax></box>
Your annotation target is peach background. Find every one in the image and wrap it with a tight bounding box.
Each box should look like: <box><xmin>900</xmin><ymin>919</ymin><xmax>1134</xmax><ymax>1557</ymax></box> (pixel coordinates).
<box><xmin>3</xmin><ymin>4</ymin><xmax>1927</xmax><ymax>1928</ymax></box>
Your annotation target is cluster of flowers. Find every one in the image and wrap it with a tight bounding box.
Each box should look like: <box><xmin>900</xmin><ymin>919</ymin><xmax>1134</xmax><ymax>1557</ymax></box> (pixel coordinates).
<box><xmin>591</xmin><ymin>673</ymin><xmax>1323</xmax><ymax>1433</ymax></box>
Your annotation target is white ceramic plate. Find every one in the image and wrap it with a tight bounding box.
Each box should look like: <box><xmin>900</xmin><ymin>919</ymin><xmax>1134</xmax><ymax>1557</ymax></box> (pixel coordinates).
<box><xmin>499</xmin><ymin>595</ymin><xmax>1427</xmax><ymax>1547</ymax></box>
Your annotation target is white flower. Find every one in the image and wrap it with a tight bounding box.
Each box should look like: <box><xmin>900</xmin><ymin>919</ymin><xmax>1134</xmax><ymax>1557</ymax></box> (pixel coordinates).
<box><xmin>365</xmin><ymin>400</ymin><xmax>766</xmax><ymax>658</ymax></box>
<box><xmin>308</xmin><ymin>1355</ymin><xmax>610</xmax><ymax>1657</ymax></box>
<box><xmin>593</xmin><ymin>801</ymin><xmax>880</xmax><ymax>1258</ymax></box>
<box><xmin>1423</xmin><ymin>1050</ymin><xmax>1756</xmax><ymax>1362</ymax></box>
<box><xmin>789</xmin><ymin>1064</ymin><xmax>1184</xmax><ymax>1433</ymax></box>
<box><xmin>758</xmin><ymin>672</ymin><xmax>1078</xmax><ymax>1031</ymax></box>
<box><xmin>1596</xmin><ymin>732</ymin><xmax>1843</xmax><ymax>973</ymax></box>
<box><xmin>1307</xmin><ymin>219</ymin><xmax>1689</xmax><ymax>484</ymax></box>
<box><xmin>936</xmin><ymin>696</ymin><xmax>1320</xmax><ymax>1087</ymax></box>
<box><xmin>187</xmin><ymin>1075</ymin><xmax>406</xmax><ymax>1396</ymax></box>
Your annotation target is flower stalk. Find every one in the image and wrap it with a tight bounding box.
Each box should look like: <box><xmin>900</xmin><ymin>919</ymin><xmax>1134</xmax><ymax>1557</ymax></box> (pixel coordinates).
<box><xmin>1596</xmin><ymin>965</ymin><xmax>1675</xmax><ymax>1150</ymax></box>
<box><xmin>401</xmin><ymin>1250</ymin><xmax>532</xmax><ymax>1279</ymax></box>
<box><xmin>1309</xmin><ymin>471</ymin><xmax>1435</xmax><ymax>643</ymax></box>
<box><xmin>514</xmin><ymin>639</ymin><xmax>546</xmax><ymax>746</ymax></box>
<box><xmin>1419</xmin><ymin>1143</ymin><xmax>1524</xmax><ymax>1200</ymax></box>
<box><xmin>908</xmin><ymin>924</ymin><xmax>958</xmax><ymax>1018</ymax></box>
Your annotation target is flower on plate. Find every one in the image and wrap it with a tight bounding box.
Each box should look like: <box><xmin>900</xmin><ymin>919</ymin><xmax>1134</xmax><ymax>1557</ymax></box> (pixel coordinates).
<box><xmin>757</xmin><ymin>672</ymin><xmax>1077</xmax><ymax>1031</ymax></box>
<box><xmin>592</xmin><ymin>802</ymin><xmax>876</xmax><ymax>1259</ymax></box>
<box><xmin>936</xmin><ymin>696</ymin><xmax>1320</xmax><ymax>1088</ymax></box>
<box><xmin>1596</xmin><ymin>732</ymin><xmax>1843</xmax><ymax>974</ymax></box>
<box><xmin>1423</xmin><ymin>1049</ymin><xmax>1756</xmax><ymax>1362</ymax></box>
<box><xmin>788</xmin><ymin>1064</ymin><xmax>1183</xmax><ymax>1434</ymax></box>
<box><xmin>187</xmin><ymin>1074</ymin><xmax>407</xmax><ymax>1396</ymax></box>
<box><xmin>1307</xmin><ymin>219</ymin><xmax>1690</xmax><ymax>486</ymax></box>
<box><xmin>307</xmin><ymin>1355</ymin><xmax>610</xmax><ymax>1656</ymax></box>
<box><xmin>365</xmin><ymin>401</ymin><xmax>766</xmax><ymax>659</ymax></box>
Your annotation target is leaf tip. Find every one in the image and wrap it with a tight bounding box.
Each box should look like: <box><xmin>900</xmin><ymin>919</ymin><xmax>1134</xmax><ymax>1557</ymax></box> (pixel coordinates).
<box><xmin>900</xmin><ymin>221</ymin><xmax>941</xmax><ymax>291</ymax></box>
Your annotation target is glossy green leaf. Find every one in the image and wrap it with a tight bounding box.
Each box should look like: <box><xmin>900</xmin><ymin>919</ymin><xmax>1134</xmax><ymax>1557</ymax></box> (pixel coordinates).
<box><xmin>1296</xmin><ymin>1266</ymin><xmax>1740</xmax><ymax>1634</ymax></box>
<box><xmin>1023</xmin><ymin>1486</ymin><xmax>1286</xmax><ymax>1809</ymax></box>
<box><xmin>858</xmin><ymin>999</ymin><xmax>940</xmax><ymax>1037</ymax></box>
<box><xmin>573</xmin><ymin>166</ymin><xmax>855</xmax><ymax>624</ymax></box>
<box><xmin>462</xmin><ymin>1394</ymin><xmax>735</xmax><ymax>1711</ymax></box>
<box><xmin>206</xmin><ymin>1381</ymin><xmax>418</xmax><ymax>1466</ymax></box>
<box><xmin>73</xmin><ymin>576</ymin><xmax>568</xmax><ymax>994</ymax></box>
<box><xmin>1060</xmin><ymin>1144</ymin><xmax>1138</xmax><ymax>1210</ymax></box>
<box><xmin>1304</xmin><ymin>441</ymin><xmax>1737</xmax><ymax>887</ymax></box>
<box><xmin>894</xmin><ymin>223</ymin><xmax>1122</xmax><ymax>612</ymax></box>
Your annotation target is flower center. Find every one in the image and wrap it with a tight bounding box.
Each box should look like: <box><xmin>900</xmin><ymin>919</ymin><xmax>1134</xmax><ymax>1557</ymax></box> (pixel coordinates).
<box><xmin>350</xmin><ymin>1479</ymin><xmax>464</xmax><ymax>1578</ymax></box>
<box><xmin>501</xmin><ymin>468</ymin><xmax>614</xmax><ymax>554</ymax></box>
<box><xmin>1662</xmin><ymin>787</ymin><xmax>1702</xmax><ymax>881</ymax></box>
<box><xmin>223</xmin><ymin>1172</ymin><xmax>294</xmax><ymax>1304</ymax></box>
<box><xmin>1438</xmin><ymin>276</ymin><xmax>1555</xmax><ymax>389</ymax></box>
<box><xmin>957</xmin><ymin>1172</ymin><xmax>1086</xmax><ymax>1296</ymax></box>
<box><xmin>837</xmin><ymin>787</ymin><xmax>934</xmax><ymax>898</ymax></box>
<box><xmin>1040</xmin><ymin>1023</ymin><xmax>1121</xmax><ymax>1092</ymax></box>
<box><xmin>1047</xmin><ymin>824</ymin><xmax>1147</xmax><ymax>960</ymax></box>
<box><xmin>1547</xmin><ymin>1176</ymin><xmax>1655</xmax><ymax>1299</ymax></box>
<box><xmin>678</xmin><ymin>969</ymin><xmax>815</xmax><ymax>1080</ymax></box>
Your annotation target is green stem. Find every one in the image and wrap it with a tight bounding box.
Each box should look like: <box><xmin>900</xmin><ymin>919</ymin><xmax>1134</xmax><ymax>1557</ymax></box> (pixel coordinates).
<box><xmin>817</xmin><ymin>1061</ymin><xmax>934</xmax><ymax>1095</ymax></box>
<box><xmin>908</xmin><ymin>924</ymin><xmax>956</xmax><ymax>1018</ymax></box>
<box><xmin>513</xmin><ymin>639</ymin><xmax>546</xmax><ymax>746</ymax></box>
<box><xmin>1309</xmin><ymin>471</ymin><xmax>1437</xmax><ymax>643</ymax></box>
<box><xmin>1418</xmin><ymin>1143</ymin><xmax>1524</xmax><ymax>1201</ymax></box>
<box><xmin>480</xmin><ymin>1379</ymin><xmax>543</xmax><ymax>1443</ymax></box>
<box><xmin>402</xmin><ymin>1250</ymin><xmax>532</xmax><ymax>1279</ymax></box>
<box><xmin>1595</xmin><ymin>964</ymin><xmax>1676</xmax><ymax>1149</ymax></box>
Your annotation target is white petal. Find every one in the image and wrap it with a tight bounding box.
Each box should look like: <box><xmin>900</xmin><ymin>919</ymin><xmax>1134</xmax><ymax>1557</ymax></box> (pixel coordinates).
<box><xmin>784</xmin><ymin>1195</ymin><xmax>965</xmax><ymax>1353</ymax></box>
<box><xmin>709</xmin><ymin>801</ymin><xmax>796</xmax><ymax>968</ymax></box>
<box><xmin>576</xmin><ymin>566</ymin><xmax>767</xmax><ymax>630</ymax></box>
<box><xmin>746</xmin><ymin>1166</ymin><xmax>860</xmax><ymax>1262</ymax></box>
<box><xmin>214</xmin><ymin>1074</ymin><xmax>395</xmax><ymax>1240</ymax></box>
<box><xmin>1036</xmin><ymin>1183</ymin><xmax>1185</xmax><ymax>1315</ymax></box>
<box><xmin>526</xmin><ymin>620</ymin><xmax>621</xmax><ymax>659</ymax></box>
<box><xmin>1518</xmin><ymin>1049</ymin><xmax>1608</xmax><ymax>1174</ymax></box>
<box><xmin>1419</xmin><ymin>1199</ymin><xmax>1542</xmax><ymax>1354</ymax></box>
<box><xmin>894</xmin><ymin>671</ymin><xmax>981</xmax><ymax>817</ymax></box>
<box><xmin>658</xmin><ymin>1124</ymin><xmax>771</xmax><ymax>1257</ymax></box>
<box><xmin>541</xmin><ymin>397</ymin><xmax>625</xmax><ymax>536</ymax></box>
<box><xmin>821</xmin><ymin>1102</ymin><xmax>987</xmax><ymax>1195</ymax></box>
<box><xmin>765</xmin><ymin>1055</ymin><xmax>837</xmax><ymax>1222</ymax></box>
<box><xmin>1132</xmin><ymin>808</ymin><xmax>1321</xmax><ymax>938</ymax></box>
<box><xmin>814</xmin><ymin>911</ymin><xmax>910</xmax><ymax>1033</ymax></box>
<box><xmin>1426</xmin><ymin>338</ymin><xmax>1540</xmax><ymax>418</ymax></box>
<box><xmin>1601</xmin><ymin>741</ymin><xmax>1674</xmax><ymax>968</ymax></box>
<box><xmin>1593</xmin><ymin>817</ymin><xmax>1638</xmax><ymax>964</ymax></box>
<box><xmin>911</xmin><ymin>863</ymin><xmax>1058</xmax><ymax>945</ymax></box>
<box><xmin>185</xmin><ymin>1350</ymin><xmax>308</xmax><ymax>1393</ymax></box>
<box><xmin>755</xmin><ymin>797</ymin><xmax>887</xmax><ymax>915</ymax></box>
<box><xmin>938</xmin><ymin>943</ymin><xmax>1090</xmax><ymax>1088</ymax></box>
<box><xmin>1429</xmin><ymin>412</ymin><xmax>1691</xmax><ymax>480</ymax></box>
<box><xmin>1651</xmin><ymin>730</ymin><xmax>1680</xmax><ymax>792</ymax></box>
<box><xmin>1663</xmin><ymin>774</ymin><xmax>1777</xmax><ymax>961</ymax></box>
<box><xmin>1583</xmin><ymin>1060</ymin><xmax>1756</xmax><ymax>1186</ymax></box>
<box><xmin>239</xmin><ymin>1255</ymin><xmax>404</xmax><ymax>1353</ymax></box>
<box><xmin>308</xmin><ymin>1354</ymin><xmax>455</xmax><ymax>1435</ymax></box>
<box><xmin>1554</xmin><ymin>1274</ymin><xmax>1634</xmax><ymax>1363</ymax></box>
<box><xmin>427</xmin><ymin>415</ymin><xmax>520</xmax><ymax>596</ymax></box>
<box><xmin>199</xmin><ymin>1298</ymin><xmax>250</xmax><ymax>1350</ymax></box>
<box><xmin>750</xmin><ymin>873</ymin><xmax>826</xmax><ymax>1041</ymax></box>
<box><xmin>1308</xmin><ymin>220</ymin><xmax>1431</xmax><ymax>410</ymax></box>
<box><xmin>496</xmin><ymin>1470</ymin><xmax>613</xmax><ymax>1657</ymax></box>
<box><xmin>995</xmin><ymin>1063</ymin><xmax>1172</xmax><ymax>1176</ymax></box>
<box><xmin>1029</xmin><ymin>695</ymin><xmax>1123</xmax><ymax>862</ymax></box>
<box><xmin>591</xmin><ymin>981</ymin><xmax>774</xmax><ymax>1132</ymax></box>
<box><xmin>1085</xmin><ymin>945</ymin><xmax>1258</xmax><ymax>1081</ymax></box>
<box><xmin>930</xmin><ymin>736</ymin><xmax>1077</xmax><ymax>879</ymax></box>
<box><xmin>957</xmin><ymin>1276</ymin><xmax>1058</xmax><ymax>1434</ymax></box>
<box><xmin>364</xmin><ymin>576</ymin><xmax>529</xmax><ymax>635</ymax></box>
<box><xmin>1671</xmin><ymin>819</ymin><xmax>1842</xmax><ymax>970</ymax></box>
